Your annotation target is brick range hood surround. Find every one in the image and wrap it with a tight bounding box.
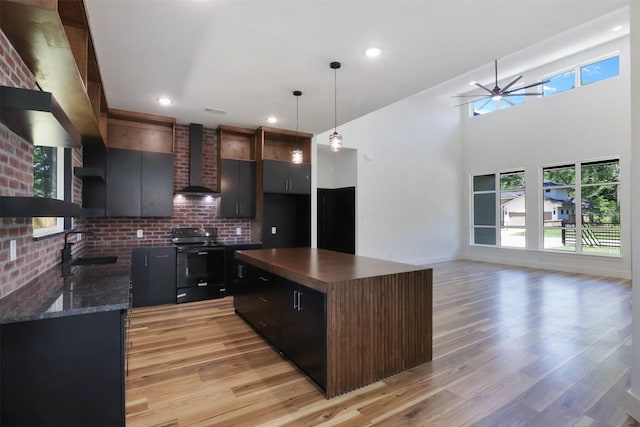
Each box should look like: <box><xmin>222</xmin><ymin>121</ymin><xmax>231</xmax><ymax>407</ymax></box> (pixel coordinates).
<box><xmin>175</xmin><ymin>123</ymin><xmax>220</xmax><ymax>196</ymax></box>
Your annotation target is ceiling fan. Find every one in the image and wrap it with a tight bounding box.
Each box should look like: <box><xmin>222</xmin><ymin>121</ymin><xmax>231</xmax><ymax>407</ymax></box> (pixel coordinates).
<box><xmin>454</xmin><ymin>59</ymin><xmax>549</xmax><ymax>108</ymax></box>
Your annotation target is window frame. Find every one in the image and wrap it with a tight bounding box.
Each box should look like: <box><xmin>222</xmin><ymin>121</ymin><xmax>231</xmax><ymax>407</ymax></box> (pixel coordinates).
<box><xmin>540</xmin><ymin>158</ymin><xmax>620</xmax><ymax>257</ymax></box>
<box><xmin>32</xmin><ymin>146</ymin><xmax>66</xmax><ymax>238</ymax></box>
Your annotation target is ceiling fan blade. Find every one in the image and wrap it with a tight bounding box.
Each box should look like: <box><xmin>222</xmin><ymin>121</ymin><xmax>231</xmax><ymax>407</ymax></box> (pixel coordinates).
<box><xmin>505</xmin><ymin>92</ymin><xmax>543</xmax><ymax>96</ymax></box>
<box><xmin>475</xmin><ymin>82</ymin><xmax>494</xmax><ymax>94</ymax></box>
<box><xmin>454</xmin><ymin>96</ymin><xmax>490</xmax><ymax>107</ymax></box>
<box><xmin>502</xmin><ymin>97</ymin><xmax>515</xmax><ymax>106</ymax></box>
<box><xmin>505</xmin><ymin>79</ymin><xmax>550</xmax><ymax>93</ymax></box>
<box><xmin>451</xmin><ymin>94</ymin><xmax>489</xmax><ymax>98</ymax></box>
<box><xmin>479</xmin><ymin>98</ymin><xmax>492</xmax><ymax>111</ymax></box>
<box><xmin>501</xmin><ymin>75</ymin><xmax>523</xmax><ymax>93</ymax></box>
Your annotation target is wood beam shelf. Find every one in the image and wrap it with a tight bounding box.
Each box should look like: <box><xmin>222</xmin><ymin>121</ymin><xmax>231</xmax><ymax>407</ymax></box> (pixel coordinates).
<box><xmin>1</xmin><ymin>0</ymin><xmax>109</xmax><ymax>147</ymax></box>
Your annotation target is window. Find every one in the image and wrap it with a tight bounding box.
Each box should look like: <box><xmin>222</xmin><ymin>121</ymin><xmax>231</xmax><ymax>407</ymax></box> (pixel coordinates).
<box><xmin>542</xmin><ymin>159</ymin><xmax>619</xmax><ymax>255</ymax></box>
<box><xmin>542</xmin><ymin>165</ymin><xmax>575</xmax><ymax>252</ymax></box>
<box><xmin>472</xmin><ymin>174</ymin><xmax>496</xmax><ymax>245</ymax></box>
<box><xmin>581</xmin><ymin>56</ymin><xmax>619</xmax><ymax>86</ymax></box>
<box><xmin>33</xmin><ymin>146</ymin><xmax>65</xmax><ymax>237</ymax></box>
<box><xmin>543</xmin><ymin>70</ymin><xmax>575</xmax><ymax>96</ymax></box>
<box><xmin>500</xmin><ymin>171</ymin><xmax>526</xmax><ymax>248</ymax></box>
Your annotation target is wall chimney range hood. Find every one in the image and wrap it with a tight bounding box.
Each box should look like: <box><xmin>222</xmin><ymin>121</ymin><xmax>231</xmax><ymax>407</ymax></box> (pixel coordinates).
<box><xmin>175</xmin><ymin>123</ymin><xmax>220</xmax><ymax>196</ymax></box>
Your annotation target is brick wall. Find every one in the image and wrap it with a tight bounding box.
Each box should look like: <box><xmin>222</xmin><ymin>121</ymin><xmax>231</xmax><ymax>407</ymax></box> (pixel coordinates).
<box><xmin>0</xmin><ymin>29</ymin><xmax>84</xmax><ymax>298</ymax></box>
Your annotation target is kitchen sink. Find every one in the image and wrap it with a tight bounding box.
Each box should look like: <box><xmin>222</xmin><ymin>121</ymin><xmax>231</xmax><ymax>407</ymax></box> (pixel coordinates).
<box><xmin>69</xmin><ymin>256</ymin><xmax>118</xmax><ymax>266</ymax></box>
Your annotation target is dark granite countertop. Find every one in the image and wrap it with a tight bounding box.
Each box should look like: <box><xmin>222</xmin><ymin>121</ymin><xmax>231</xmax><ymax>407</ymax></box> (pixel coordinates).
<box><xmin>0</xmin><ymin>263</ymin><xmax>130</xmax><ymax>325</ymax></box>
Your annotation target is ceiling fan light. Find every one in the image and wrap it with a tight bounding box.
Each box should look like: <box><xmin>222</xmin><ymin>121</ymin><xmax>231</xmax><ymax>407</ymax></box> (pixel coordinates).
<box><xmin>492</xmin><ymin>94</ymin><xmax>502</xmax><ymax>101</ymax></box>
<box><xmin>329</xmin><ymin>132</ymin><xmax>343</xmax><ymax>152</ymax></box>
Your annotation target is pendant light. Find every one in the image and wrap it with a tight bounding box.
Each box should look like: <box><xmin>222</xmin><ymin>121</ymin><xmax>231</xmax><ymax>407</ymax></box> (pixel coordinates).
<box><xmin>329</xmin><ymin>61</ymin><xmax>343</xmax><ymax>152</ymax></box>
<box><xmin>291</xmin><ymin>90</ymin><xmax>303</xmax><ymax>164</ymax></box>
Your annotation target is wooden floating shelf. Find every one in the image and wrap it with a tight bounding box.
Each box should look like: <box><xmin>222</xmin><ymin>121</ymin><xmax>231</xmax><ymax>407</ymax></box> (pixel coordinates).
<box><xmin>0</xmin><ymin>197</ymin><xmax>82</xmax><ymax>218</ymax></box>
<box><xmin>0</xmin><ymin>86</ymin><xmax>80</xmax><ymax>148</ymax></box>
<box><xmin>1</xmin><ymin>0</ymin><xmax>108</xmax><ymax>147</ymax></box>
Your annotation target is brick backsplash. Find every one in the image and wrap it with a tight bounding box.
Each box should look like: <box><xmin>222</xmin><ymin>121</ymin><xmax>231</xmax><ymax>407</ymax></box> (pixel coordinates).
<box><xmin>0</xmin><ymin>28</ymin><xmax>250</xmax><ymax>298</ymax></box>
<box><xmin>0</xmin><ymin>29</ymin><xmax>86</xmax><ymax>298</ymax></box>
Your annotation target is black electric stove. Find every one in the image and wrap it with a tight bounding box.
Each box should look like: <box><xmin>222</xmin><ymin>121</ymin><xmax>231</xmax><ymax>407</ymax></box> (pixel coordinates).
<box><xmin>172</xmin><ymin>227</ymin><xmax>226</xmax><ymax>303</ymax></box>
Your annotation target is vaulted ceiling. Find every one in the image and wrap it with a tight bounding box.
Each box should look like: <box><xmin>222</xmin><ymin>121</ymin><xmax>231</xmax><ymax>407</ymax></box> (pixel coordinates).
<box><xmin>85</xmin><ymin>0</ymin><xmax>629</xmax><ymax>134</ymax></box>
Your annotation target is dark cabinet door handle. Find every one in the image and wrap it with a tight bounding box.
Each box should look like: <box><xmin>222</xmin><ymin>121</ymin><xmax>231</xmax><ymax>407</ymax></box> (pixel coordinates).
<box><xmin>259</xmin><ymin>296</ymin><xmax>269</xmax><ymax>303</ymax></box>
<box><xmin>259</xmin><ymin>276</ymin><xmax>269</xmax><ymax>282</ymax></box>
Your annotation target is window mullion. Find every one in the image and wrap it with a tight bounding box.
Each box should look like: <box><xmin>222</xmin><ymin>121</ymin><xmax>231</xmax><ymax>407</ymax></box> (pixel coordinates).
<box><xmin>575</xmin><ymin>162</ymin><xmax>582</xmax><ymax>253</ymax></box>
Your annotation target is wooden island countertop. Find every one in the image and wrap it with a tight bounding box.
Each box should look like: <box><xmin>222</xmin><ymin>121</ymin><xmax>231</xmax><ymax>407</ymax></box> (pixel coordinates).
<box><xmin>235</xmin><ymin>247</ymin><xmax>433</xmax><ymax>398</ymax></box>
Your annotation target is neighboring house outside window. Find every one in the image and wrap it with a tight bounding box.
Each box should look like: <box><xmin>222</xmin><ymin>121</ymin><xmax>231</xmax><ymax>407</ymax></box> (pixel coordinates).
<box><xmin>542</xmin><ymin>159</ymin><xmax>620</xmax><ymax>255</ymax></box>
<box><xmin>33</xmin><ymin>146</ymin><xmax>65</xmax><ymax>237</ymax></box>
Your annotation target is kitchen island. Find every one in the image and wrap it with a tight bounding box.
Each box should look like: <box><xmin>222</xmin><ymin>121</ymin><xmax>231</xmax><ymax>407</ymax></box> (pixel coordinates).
<box><xmin>234</xmin><ymin>247</ymin><xmax>432</xmax><ymax>398</ymax></box>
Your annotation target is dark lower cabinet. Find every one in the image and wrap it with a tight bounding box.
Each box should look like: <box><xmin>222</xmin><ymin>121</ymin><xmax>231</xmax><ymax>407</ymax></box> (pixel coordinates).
<box><xmin>131</xmin><ymin>247</ymin><xmax>176</xmax><ymax>307</ymax></box>
<box><xmin>225</xmin><ymin>243</ymin><xmax>262</xmax><ymax>295</ymax></box>
<box><xmin>233</xmin><ymin>263</ymin><xmax>327</xmax><ymax>391</ymax></box>
<box><xmin>0</xmin><ymin>310</ymin><xmax>125</xmax><ymax>427</ymax></box>
<box><xmin>280</xmin><ymin>279</ymin><xmax>327</xmax><ymax>390</ymax></box>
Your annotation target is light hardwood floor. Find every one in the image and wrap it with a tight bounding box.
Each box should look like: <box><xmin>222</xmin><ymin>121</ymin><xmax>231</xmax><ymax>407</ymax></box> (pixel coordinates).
<box><xmin>126</xmin><ymin>260</ymin><xmax>638</xmax><ymax>426</ymax></box>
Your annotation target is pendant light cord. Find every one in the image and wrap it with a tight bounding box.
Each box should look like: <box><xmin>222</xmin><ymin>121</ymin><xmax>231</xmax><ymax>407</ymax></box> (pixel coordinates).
<box><xmin>334</xmin><ymin>67</ymin><xmax>338</xmax><ymax>133</ymax></box>
<box><xmin>296</xmin><ymin>94</ymin><xmax>299</xmax><ymax>148</ymax></box>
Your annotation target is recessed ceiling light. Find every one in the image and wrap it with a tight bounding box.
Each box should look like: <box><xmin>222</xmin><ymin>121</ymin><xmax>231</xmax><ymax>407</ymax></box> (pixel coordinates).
<box><xmin>611</xmin><ymin>25</ymin><xmax>623</xmax><ymax>32</ymax></box>
<box><xmin>267</xmin><ymin>116</ymin><xmax>278</xmax><ymax>124</ymax></box>
<box><xmin>157</xmin><ymin>96</ymin><xmax>173</xmax><ymax>106</ymax></box>
<box><xmin>364</xmin><ymin>47</ymin><xmax>382</xmax><ymax>58</ymax></box>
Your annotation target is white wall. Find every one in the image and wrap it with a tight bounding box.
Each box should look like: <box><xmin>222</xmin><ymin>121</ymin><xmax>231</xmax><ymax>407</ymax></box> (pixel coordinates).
<box><xmin>316</xmin><ymin>147</ymin><xmax>357</xmax><ymax>189</ymax></box>
<box><xmin>461</xmin><ymin>37</ymin><xmax>631</xmax><ymax>279</ymax></box>
<box><xmin>627</xmin><ymin>2</ymin><xmax>640</xmax><ymax>421</ymax></box>
<box><xmin>314</xmin><ymin>91</ymin><xmax>463</xmax><ymax>265</ymax></box>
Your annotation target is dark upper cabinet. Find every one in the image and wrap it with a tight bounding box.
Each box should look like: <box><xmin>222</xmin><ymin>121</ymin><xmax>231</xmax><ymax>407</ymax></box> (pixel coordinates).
<box><xmin>131</xmin><ymin>247</ymin><xmax>176</xmax><ymax>308</ymax></box>
<box><xmin>219</xmin><ymin>159</ymin><xmax>256</xmax><ymax>218</ymax></box>
<box><xmin>262</xmin><ymin>159</ymin><xmax>310</xmax><ymax>195</ymax></box>
<box><xmin>141</xmin><ymin>152</ymin><xmax>174</xmax><ymax>216</ymax></box>
<box><xmin>106</xmin><ymin>148</ymin><xmax>173</xmax><ymax>217</ymax></box>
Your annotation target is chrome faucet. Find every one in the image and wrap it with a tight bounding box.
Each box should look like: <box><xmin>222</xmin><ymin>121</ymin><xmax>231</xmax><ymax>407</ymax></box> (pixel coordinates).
<box><xmin>61</xmin><ymin>229</ymin><xmax>96</xmax><ymax>265</ymax></box>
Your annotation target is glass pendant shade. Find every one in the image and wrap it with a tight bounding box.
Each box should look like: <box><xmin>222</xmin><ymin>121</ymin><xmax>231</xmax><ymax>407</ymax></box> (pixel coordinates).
<box><xmin>329</xmin><ymin>131</ymin><xmax>342</xmax><ymax>152</ymax></box>
<box><xmin>291</xmin><ymin>148</ymin><xmax>303</xmax><ymax>164</ymax></box>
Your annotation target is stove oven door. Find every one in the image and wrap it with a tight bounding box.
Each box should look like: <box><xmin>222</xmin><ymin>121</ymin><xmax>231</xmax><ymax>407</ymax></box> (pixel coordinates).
<box><xmin>176</xmin><ymin>247</ymin><xmax>226</xmax><ymax>302</ymax></box>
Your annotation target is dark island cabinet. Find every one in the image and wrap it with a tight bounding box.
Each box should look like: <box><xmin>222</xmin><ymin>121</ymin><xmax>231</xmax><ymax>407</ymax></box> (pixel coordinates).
<box><xmin>233</xmin><ymin>263</ymin><xmax>326</xmax><ymax>391</ymax></box>
<box><xmin>106</xmin><ymin>148</ymin><xmax>173</xmax><ymax>217</ymax></box>
<box><xmin>219</xmin><ymin>159</ymin><xmax>256</xmax><ymax>218</ymax></box>
<box><xmin>262</xmin><ymin>159</ymin><xmax>310</xmax><ymax>195</ymax></box>
<box><xmin>1</xmin><ymin>310</ymin><xmax>125</xmax><ymax>427</ymax></box>
<box><xmin>131</xmin><ymin>247</ymin><xmax>176</xmax><ymax>307</ymax></box>
<box><xmin>280</xmin><ymin>278</ymin><xmax>327</xmax><ymax>389</ymax></box>
<box><xmin>234</xmin><ymin>265</ymin><xmax>282</xmax><ymax>348</ymax></box>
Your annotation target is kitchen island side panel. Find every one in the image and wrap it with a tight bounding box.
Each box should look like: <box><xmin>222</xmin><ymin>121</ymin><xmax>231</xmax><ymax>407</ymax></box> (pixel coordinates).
<box><xmin>326</xmin><ymin>269</ymin><xmax>432</xmax><ymax>397</ymax></box>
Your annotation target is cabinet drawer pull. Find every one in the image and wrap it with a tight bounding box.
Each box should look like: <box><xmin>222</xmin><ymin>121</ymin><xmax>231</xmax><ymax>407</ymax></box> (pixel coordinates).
<box><xmin>177</xmin><ymin>293</ymin><xmax>187</xmax><ymax>298</ymax></box>
<box><xmin>220</xmin><ymin>288</ymin><xmax>226</xmax><ymax>292</ymax></box>
<box><xmin>197</xmin><ymin>282</ymin><xmax>208</xmax><ymax>287</ymax></box>
<box><xmin>259</xmin><ymin>276</ymin><xmax>269</xmax><ymax>282</ymax></box>
<box><xmin>197</xmin><ymin>251</ymin><xmax>208</xmax><ymax>256</ymax></box>
<box><xmin>259</xmin><ymin>296</ymin><xmax>268</xmax><ymax>303</ymax></box>
<box><xmin>293</xmin><ymin>290</ymin><xmax>298</xmax><ymax>310</ymax></box>
<box><xmin>237</xmin><ymin>264</ymin><xmax>244</xmax><ymax>278</ymax></box>
<box><xmin>156</xmin><ymin>255</ymin><xmax>169</xmax><ymax>258</ymax></box>
<box><xmin>298</xmin><ymin>291</ymin><xmax>303</xmax><ymax>311</ymax></box>
<box><xmin>258</xmin><ymin>320</ymin><xmax>268</xmax><ymax>327</ymax></box>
